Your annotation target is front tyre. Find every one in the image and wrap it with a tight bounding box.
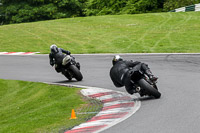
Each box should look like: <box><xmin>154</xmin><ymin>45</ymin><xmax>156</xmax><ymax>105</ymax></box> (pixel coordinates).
<box><xmin>138</xmin><ymin>79</ymin><xmax>161</xmax><ymax>99</ymax></box>
<box><xmin>69</xmin><ymin>65</ymin><xmax>83</xmax><ymax>81</ymax></box>
<box><xmin>62</xmin><ymin>70</ymin><xmax>72</xmax><ymax>80</ymax></box>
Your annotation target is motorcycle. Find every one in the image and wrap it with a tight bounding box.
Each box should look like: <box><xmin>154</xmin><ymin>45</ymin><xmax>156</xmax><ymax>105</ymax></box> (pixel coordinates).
<box><xmin>61</xmin><ymin>55</ymin><xmax>83</xmax><ymax>81</ymax></box>
<box><xmin>130</xmin><ymin>65</ymin><xmax>161</xmax><ymax>99</ymax></box>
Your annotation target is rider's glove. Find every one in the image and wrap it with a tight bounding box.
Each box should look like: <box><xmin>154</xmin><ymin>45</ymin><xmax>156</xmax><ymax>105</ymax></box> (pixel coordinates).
<box><xmin>50</xmin><ymin>62</ymin><xmax>54</xmax><ymax>66</ymax></box>
<box><xmin>50</xmin><ymin>60</ymin><xmax>55</xmax><ymax>66</ymax></box>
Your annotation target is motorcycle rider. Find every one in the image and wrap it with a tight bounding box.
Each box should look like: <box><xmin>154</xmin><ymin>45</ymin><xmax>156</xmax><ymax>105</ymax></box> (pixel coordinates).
<box><xmin>110</xmin><ymin>55</ymin><xmax>158</xmax><ymax>95</ymax></box>
<box><xmin>49</xmin><ymin>44</ymin><xmax>72</xmax><ymax>73</ymax></box>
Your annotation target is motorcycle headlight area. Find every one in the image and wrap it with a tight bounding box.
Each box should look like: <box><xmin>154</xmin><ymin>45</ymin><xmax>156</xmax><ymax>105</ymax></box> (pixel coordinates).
<box><xmin>62</xmin><ymin>55</ymin><xmax>71</xmax><ymax>65</ymax></box>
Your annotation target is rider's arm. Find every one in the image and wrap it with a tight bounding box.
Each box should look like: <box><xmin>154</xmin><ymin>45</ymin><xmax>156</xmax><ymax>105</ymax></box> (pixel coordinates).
<box><xmin>140</xmin><ymin>63</ymin><xmax>150</xmax><ymax>72</ymax></box>
<box><xmin>49</xmin><ymin>53</ymin><xmax>54</xmax><ymax>66</ymax></box>
<box><xmin>61</xmin><ymin>48</ymin><xmax>71</xmax><ymax>55</ymax></box>
<box><xmin>126</xmin><ymin>60</ymin><xmax>141</xmax><ymax>67</ymax></box>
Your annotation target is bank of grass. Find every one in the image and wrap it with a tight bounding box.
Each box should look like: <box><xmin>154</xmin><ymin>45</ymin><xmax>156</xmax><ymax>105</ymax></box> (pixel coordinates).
<box><xmin>0</xmin><ymin>12</ymin><xmax>200</xmax><ymax>53</ymax></box>
<box><xmin>0</xmin><ymin>79</ymin><xmax>100</xmax><ymax>133</ymax></box>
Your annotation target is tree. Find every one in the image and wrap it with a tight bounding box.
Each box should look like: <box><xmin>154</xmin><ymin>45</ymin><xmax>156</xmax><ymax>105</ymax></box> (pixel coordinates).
<box><xmin>0</xmin><ymin>0</ymin><xmax>87</xmax><ymax>24</ymax></box>
<box><xmin>85</xmin><ymin>0</ymin><xmax>163</xmax><ymax>15</ymax></box>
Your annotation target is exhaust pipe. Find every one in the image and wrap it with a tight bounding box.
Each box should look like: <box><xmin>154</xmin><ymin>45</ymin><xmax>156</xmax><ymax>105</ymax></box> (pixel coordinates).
<box><xmin>136</xmin><ymin>87</ymin><xmax>141</xmax><ymax>92</ymax></box>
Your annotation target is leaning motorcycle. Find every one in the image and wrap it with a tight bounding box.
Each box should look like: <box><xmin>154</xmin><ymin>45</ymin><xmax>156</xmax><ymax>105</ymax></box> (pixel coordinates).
<box><xmin>130</xmin><ymin>65</ymin><xmax>161</xmax><ymax>99</ymax></box>
<box><xmin>61</xmin><ymin>55</ymin><xmax>83</xmax><ymax>81</ymax></box>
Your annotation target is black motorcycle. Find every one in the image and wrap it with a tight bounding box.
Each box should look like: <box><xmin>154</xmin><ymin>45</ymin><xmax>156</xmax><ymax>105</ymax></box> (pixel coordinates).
<box><xmin>130</xmin><ymin>65</ymin><xmax>161</xmax><ymax>99</ymax></box>
<box><xmin>61</xmin><ymin>55</ymin><xmax>83</xmax><ymax>81</ymax></box>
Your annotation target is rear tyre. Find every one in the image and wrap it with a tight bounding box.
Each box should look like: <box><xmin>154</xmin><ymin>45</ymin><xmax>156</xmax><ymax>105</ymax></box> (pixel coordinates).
<box><xmin>138</xmin><ymin>79</ymin><xmax>161</xmax><ymax>99</ymax></box>
<box><xmin>69</xmin><ymin>65</ymin><xmax>83</xmax><ymax>81</ymax></box>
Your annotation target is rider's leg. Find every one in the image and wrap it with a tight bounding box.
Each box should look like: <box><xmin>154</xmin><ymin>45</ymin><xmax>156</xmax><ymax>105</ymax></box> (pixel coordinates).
<box><xmin>123</xmin><ymin>74</ymin><xmax>136</xmax><ymax>95</ymax></box>
<box><xmin>141</xmin><ymin>63</ymin><xmax>158</xmax><ymax>82</ymax></box>
<box><xmin>125</xmin><ymin>83</ymin><xmax>135</xmax><ymax>95</ymax></box>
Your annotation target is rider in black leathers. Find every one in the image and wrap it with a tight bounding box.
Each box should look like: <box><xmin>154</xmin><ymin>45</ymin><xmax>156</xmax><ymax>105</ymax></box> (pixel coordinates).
<box><xmin>49</xmin><ymin>44</ymin><xmax>71</xmax><ymax>72</ymax></box>
<box><xmin>110</xmin><ymin>55</ymin><xmax>158</xmax><ymax>95</ymax></box>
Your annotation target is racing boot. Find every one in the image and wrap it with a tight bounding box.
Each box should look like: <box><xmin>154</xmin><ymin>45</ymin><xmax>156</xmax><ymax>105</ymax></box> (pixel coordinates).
<box><xmin>145</xmin><ymin>69</ymin><xmax>158</xmax><ymax>82</ymax></box>
<box><xmin>76</xmin><ymin>62</ymin><xmax>80</xmax><ymax>70</ymax></box>
<box><xmin>139</xmin><ymin>89</ymin><xmax>146</xmax><ymax>97</ymax></box>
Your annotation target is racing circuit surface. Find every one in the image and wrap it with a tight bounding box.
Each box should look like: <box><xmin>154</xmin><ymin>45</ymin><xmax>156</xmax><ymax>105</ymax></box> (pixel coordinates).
<box><xmin>0</xmin><ymin>54</ymin><xmax>200</xmax><ymax>133</ymax></box>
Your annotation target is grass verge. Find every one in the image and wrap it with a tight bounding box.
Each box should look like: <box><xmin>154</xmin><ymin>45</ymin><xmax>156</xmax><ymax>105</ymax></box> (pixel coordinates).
<box><xmin>0</xmin><ymin>79</ymin><xmax>102</xmax><ymax>133</ymax></box>
<box><xmin>0</xmin><ymin>12</ymin><xmax>200</xmax><ymax>53</ymax></box>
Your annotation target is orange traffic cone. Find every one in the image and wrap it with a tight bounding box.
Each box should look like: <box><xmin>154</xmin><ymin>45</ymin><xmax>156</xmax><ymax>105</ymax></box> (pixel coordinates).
<box><xmin>70</xmin><ymin>109</ymin><xmax>77</xmax><ymax>119</ymax></box>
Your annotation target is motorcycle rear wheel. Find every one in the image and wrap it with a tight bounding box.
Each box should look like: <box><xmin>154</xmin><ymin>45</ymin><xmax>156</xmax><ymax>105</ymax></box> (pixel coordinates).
<box><xmin>138</xmin><ymin>79</ymin><xmax>161</xmax><ymax>99</ymax></box>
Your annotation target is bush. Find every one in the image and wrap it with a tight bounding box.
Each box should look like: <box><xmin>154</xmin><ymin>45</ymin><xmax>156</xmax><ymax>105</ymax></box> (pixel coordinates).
<box><xmin>2</xmin><ymin>0</ymin><xmax>200</xmax><ymax>25</ymax></box>
<box><xmin>85</xmin><ymin>0</ymin><xmax>163</xmax><ymax>16</ymax></box>
<box><xmin>0</xmin><ymin>0</ymin><xmax>87</xmax><ymax>24</ymax></box>
<box><xmin>121</xmin><ymin>0</ymin><xmax>160</xmax><ymax>14</ymax></box>
<box><xmin>164</xmin><ymin>0</ymin><xmax>200</xmax><ymax>11</ymax></box>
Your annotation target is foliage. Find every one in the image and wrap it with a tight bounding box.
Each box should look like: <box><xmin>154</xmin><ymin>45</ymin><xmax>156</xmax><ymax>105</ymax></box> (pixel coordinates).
<box><xmin>1</xmin><ymin>0</ymin><xmax>200</xmax><ymax>24</ymax></box>
<box><xmin>0</xmin><ymin>0</ymin><xmax>87</xmax><ymax>24</ymax></box>
<box><xmin>163</xmin><ymin>0</ymin><xmax>200</xmax><ymax>11</ymax></box>
<box><xmin>85</xmin><ymin>0</ymin><xmax>163</xmax><ymax>16</ymax></box>
<box><xmin>122</xmin><ymin>0</ymin><xmax>160</xmax><ymax>14</ymax></box>
<box><xmin>85</xmin><ymin>0</ymin><xmax>126</xmax><ymax>15</ymax></box>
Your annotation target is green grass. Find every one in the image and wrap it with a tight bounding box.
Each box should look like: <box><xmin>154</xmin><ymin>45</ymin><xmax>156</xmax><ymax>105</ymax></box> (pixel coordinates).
<box><xmin>0</xmin><ymin>79</ymin><xmax>101</xmax><ymax>133</ymax></box>
<box><xmin>1</xmin><ymin>12</ymin><xmax>200</xmax><ymax>53</ymax></box>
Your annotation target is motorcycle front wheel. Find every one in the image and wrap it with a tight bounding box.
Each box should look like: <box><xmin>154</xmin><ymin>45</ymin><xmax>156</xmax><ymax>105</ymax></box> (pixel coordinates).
<box><xmin>62</xmin><ymin>71</ymin><xmax>72</xmax><ymax>80</ymax></box>
<box><xmin>138</xmin><ymin>78</ymin><xmax>161</xmax><ymax>99</ymax></box>
<box><xmin>69</xmin><ymin>65</ymin><xmax>83</xmax><ymax>81</ymax></box>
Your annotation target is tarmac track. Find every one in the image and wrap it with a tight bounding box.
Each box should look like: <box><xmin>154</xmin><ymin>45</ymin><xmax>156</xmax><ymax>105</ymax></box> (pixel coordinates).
<box><xmin>0</xmin><ymin>54</ymin><xmax>200</xmax><ymax>133</ymax></box>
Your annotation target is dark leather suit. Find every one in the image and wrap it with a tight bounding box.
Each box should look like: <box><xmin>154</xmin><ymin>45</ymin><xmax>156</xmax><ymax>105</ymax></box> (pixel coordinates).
<box><xmin>49</xmin><ymin>48</ymin><xmax>71</xmax><ymax>72</ymax></box>
<box><xmin>110</xmin><ymin>60</ymin><xmax>150</xmax><ymax>94</ymax></box>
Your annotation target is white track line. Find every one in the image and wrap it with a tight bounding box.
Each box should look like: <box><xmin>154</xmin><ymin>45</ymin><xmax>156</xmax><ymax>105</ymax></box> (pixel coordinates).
<box><xmin>0</xmin><ymin>52</ymin><xmax>40</xmax><ymax>55</ymax></box>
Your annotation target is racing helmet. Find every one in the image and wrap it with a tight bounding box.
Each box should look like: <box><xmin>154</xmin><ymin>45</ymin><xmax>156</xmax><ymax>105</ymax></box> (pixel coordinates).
<box><xmin>112</xmin><ymin>55</ymin><xmax>123</xmax><ymax>65</ymax></box>
<box><xmin>50</xmin><ymin>44</ymin><xmax>58</xmax><ymax>53</ymax></box>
